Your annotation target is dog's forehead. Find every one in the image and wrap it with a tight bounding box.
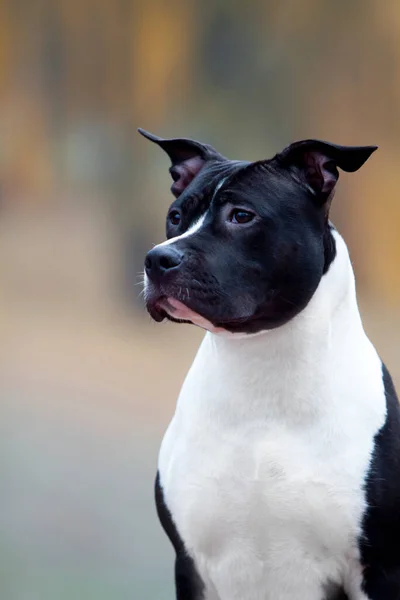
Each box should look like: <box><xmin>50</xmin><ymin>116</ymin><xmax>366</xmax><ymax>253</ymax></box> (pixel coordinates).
<box><xmin>174</xmin><ymin>159</ymin><xmax>249</xmax><ymax>217</ymax></box>
<box><xmin>173</xmin><ymin>158</ymin><xmax>305</xmax><ymax>228</ymax></box>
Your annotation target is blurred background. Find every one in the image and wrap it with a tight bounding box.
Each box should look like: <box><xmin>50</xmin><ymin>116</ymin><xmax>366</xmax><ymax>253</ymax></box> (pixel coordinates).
<box><xmin>0</xmin><ymin>1</ymin><xmax>399</xmax><ymax>598</ymax></box>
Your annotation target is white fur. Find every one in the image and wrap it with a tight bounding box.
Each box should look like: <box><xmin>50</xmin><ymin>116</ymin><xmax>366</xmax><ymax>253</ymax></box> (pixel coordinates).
<box><xmin>211</xmin><ymin>176</ymin><xmax>228</xmax><ymax>201</ymax></box>
<box><xmin>158</xmin><ymin>231</ymin><xmax>386</xmax><ymax>600</ymax></box>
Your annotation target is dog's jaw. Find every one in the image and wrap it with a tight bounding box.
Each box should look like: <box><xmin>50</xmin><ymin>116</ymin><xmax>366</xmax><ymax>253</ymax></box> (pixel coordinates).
<box><xmin>144</xmin><ymin>270</ymin><xmax>230</xmax><ymax>333</ymax></box>
<box><xmin>158</xmin><ymin>297</ymin><xmax>228</xmax><ymax>334</ymax></box>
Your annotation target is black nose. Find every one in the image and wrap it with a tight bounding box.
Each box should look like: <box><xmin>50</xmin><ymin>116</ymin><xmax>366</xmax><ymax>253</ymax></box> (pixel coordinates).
<box><xmin>145</xmin><ymin>245</ymin><xmax>183</xmax><ymax>280</ymax></box>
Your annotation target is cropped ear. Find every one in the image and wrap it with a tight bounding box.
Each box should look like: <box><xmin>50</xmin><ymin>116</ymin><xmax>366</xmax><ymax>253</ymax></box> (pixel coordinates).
<box><xmin>138</xmin><ymin>128</ymin><xmax>225</xmax><ymax>197</ymax></box>
<box><xmin>275</xmin><ymin>139</ymin><xmax>377</xmax><ymax>200</ymax></box>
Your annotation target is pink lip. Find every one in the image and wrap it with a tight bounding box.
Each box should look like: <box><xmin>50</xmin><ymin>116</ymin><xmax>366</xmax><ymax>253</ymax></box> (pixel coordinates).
<box><xmin>159</xmin><ymin>297</ymin><xmax>226</xmax><ymax>333</ymax></box>
<box><xmin>161</xmin><ymin>297</ymin><xmax>200</xmax><ymax>319</ymax></box>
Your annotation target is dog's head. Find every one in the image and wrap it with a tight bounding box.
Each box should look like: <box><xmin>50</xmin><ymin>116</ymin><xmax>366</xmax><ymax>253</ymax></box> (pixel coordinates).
<box><xmin>140</xmin><ymin>128</ymin><xmax>376</xmax><ymax>335</ymax></box>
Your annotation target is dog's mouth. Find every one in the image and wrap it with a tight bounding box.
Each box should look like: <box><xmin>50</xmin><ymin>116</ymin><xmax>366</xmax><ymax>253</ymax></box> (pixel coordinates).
<box><xmin>150</xmin><ymin>296</ymin><xmax>190</xmax><ymax>321</ymax></box>
<box><xmin>146</xmin><ymin>288</ymin><xmax>259</xmax><ymax>335</ymax></box>
<box><xmin>149</xmin><ymin>295</ymin><xmax>225</xmax><ymax>332</ymax></box>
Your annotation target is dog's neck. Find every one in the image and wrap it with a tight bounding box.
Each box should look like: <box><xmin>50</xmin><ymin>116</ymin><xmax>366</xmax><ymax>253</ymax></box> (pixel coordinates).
<box><xmin>178</xmin><ymin>231</ymin><xmax>368</xmax><ymax>428</ymax></box>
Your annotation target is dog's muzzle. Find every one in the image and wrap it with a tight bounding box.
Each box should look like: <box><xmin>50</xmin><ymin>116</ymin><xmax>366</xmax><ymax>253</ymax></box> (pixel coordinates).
<box><xmin>144</xmin><ymin>245</ymin><xmax>183</xmax><ymax>284</ymax></box>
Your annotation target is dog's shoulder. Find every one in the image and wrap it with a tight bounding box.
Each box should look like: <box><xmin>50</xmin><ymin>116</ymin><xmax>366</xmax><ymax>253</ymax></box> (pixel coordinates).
<box><xmin>361</xmin><ymin>362</ymin><xmax>400</xmax><ymax>595</ymax></box>
<box><xmin>364</xmin><ymin>362</ymin><xmax>400</xmax><ymax>515</ymax></box>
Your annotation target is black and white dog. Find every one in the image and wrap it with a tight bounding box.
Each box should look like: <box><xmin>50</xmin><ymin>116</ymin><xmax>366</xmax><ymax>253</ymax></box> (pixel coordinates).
<box><xmin>140</xmin><ymin>128</ymin><xmax>400</xmax><ymax>600</ymax></box>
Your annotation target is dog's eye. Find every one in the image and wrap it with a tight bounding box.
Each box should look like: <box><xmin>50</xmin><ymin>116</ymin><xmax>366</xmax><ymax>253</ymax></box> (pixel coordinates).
<box><xmin>229</xmin><ymin>209</ymin><xmax>254</xmax><ymax>224</ymax></box>
<box><xmin>169</xmin><ymin>210</ymin><xmax>181</xmax><ymax>226</ymax></box>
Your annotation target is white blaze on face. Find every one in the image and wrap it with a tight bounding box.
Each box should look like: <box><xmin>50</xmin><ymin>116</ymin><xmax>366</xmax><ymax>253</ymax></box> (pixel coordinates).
<box><xmin>156</xmin><ymin>211</ymin><xmax>207</xmax><ymax>248</ymax></box>
<box><xmin>154</xmin><ymin>174</ymin><xmax>228</xmax><ymax>250</ymax></box>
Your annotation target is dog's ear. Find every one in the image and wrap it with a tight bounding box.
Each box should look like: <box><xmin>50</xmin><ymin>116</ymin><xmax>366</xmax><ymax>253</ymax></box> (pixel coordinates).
<box><xmin>138</xmin><ymin>128</ymin><xmax>224</xmax><ymax>197</ymax></box>
<box><xmin>275</xmin><ymin>140</ymin><xmax>377</xmax><ymax>201</ymax></box>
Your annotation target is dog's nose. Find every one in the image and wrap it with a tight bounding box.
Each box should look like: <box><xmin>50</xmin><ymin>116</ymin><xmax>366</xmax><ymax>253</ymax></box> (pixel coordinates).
<box><xmin>145</xmin><ymin>245</ymin><xmax>183</xmax><ymax>280</ymax></box>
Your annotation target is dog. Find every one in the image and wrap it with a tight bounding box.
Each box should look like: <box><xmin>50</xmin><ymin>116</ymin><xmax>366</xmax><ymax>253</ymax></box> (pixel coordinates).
<box><xmin>140</xmin><ymin>127</ymin><xmax>400</xmax><ymax>600</ymax></box>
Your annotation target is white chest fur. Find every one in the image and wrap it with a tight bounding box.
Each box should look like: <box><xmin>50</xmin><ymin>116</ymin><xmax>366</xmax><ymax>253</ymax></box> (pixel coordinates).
<box><xmin>158</xmin><ymin>233</ymin><xmax>386</xmax><ymax>600</ymax></box>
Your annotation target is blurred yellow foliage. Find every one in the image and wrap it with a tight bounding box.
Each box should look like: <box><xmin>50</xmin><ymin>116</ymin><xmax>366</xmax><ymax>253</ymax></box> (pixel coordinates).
<box><xmin>0</xmin><ymin>0</ymin><xmax>399</xmax><ymax>301</ymax></box>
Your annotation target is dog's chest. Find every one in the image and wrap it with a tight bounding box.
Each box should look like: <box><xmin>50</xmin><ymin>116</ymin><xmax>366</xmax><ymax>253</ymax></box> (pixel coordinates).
<box><xmin>159</xmin><ymin>408</ymin><xmax>369</xmax><ymax>599</ymax></box>
<box><xmin>157</xmin><ymin>322</ymin><xmax>385</xmax><ymax>599</ymax></box>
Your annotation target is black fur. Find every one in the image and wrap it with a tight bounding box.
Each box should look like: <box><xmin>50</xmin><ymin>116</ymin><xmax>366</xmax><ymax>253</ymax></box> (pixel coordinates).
<box><xmin>145</xmin><ymin>160</ymin><xmax>338</xmax><ymax>334</ymax></box>
<box><xmin>155</xmin><ymin>472</ymin><xmax>204</xmax><ymax>600</ymax></box>
<box><xmin>142</xmin><ymin>131</ymin><xmax>374</xmax><ymax>334</ymax></box>
<box><xmin>323</xmin><ymin>581</ymin><xmax>350</xmax><ymax>600</ymax></box>
<box><xmin>360</xmin><ymin>363</ymin><xmax>400</xmax><ymax>599</ymax></box>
